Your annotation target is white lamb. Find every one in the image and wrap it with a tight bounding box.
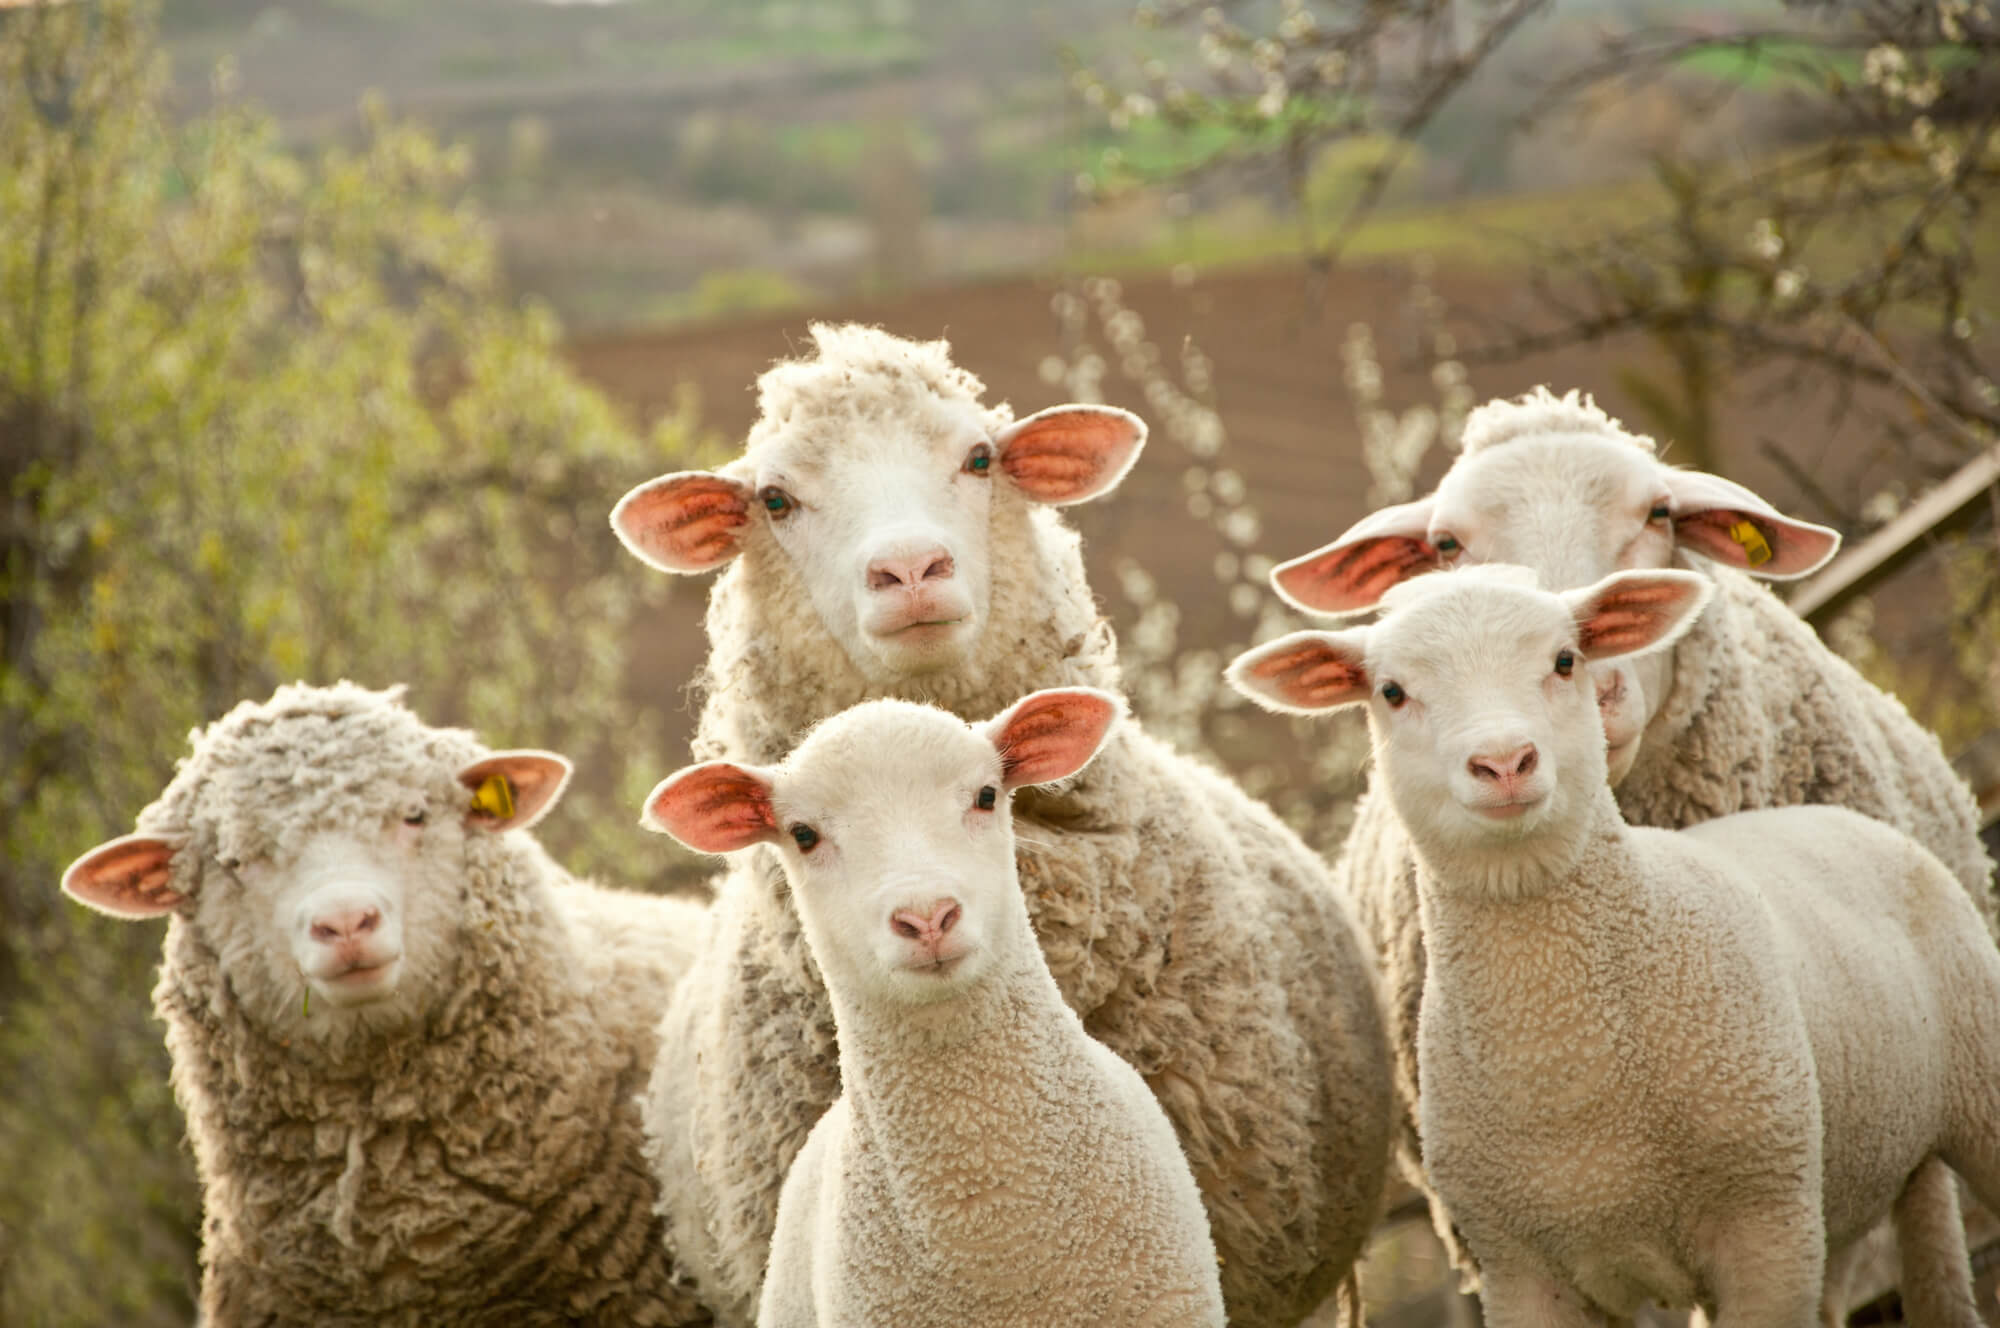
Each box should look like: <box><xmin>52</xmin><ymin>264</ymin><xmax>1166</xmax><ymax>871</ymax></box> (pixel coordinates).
<box><xmin>613</xmin><ymin>323</ymin><xmax>1392</xmax><ymax>1327</ymax></box>
<box><xmin>1267</xmin><ymin>387</ymin><xmax>1996</xmax><ymax>1278</ymax></box>
<box><xmin>1228</xmin><ymin>566</ymin><xmax>2000</xmax><ymax>1327</ymax></box>
<box><xmin>642</xmin><ymin>689</ymin><xmax>1227</xmax><ymax>1328</ymax></box>
<box><xmin>61</xmin><ymin>682</ymin><xmax>711</xmax><ymax>1326</ymax></box>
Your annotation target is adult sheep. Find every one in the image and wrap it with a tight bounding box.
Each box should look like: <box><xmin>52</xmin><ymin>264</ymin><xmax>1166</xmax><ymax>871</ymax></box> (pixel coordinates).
<box><xmin>62</xmin><ymin>682</ymin><xmax>711</xmax><ymax>1327</ymax></box>
<box><xmin>612</xmin><ymin>323</ymin><xmax>1393</xmax><ymax>1328</ymax></box>
<box><xmin>1269</xmin><ymin>386</ymin><xmax>1996</xmax><ymax>1279</ymax></box>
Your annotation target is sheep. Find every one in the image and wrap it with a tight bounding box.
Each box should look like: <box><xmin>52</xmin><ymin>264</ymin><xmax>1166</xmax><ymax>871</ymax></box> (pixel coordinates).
<box><xmin>642</xmin><ymin>689</ymin><xmax>1228</xmax><ymax>1328</ymax></box>
<box><xmin>1227</xmin><ymin>565</ymin><xmax>2000</xmax><ymax>1327</ymax></box>
<box><xmin>60</xmin><ymin>681</ymin><xmax>712</xmax><ymax>1327</ymax></box>
<box><xmin>1264</xmin><ymin>387</ymin><xmax>1996</xmax><ymax>1277</ymax></box>
<box><xmin>613</xmin><ymin>323</ymin><xmax>1394</xmax><ymax>1328</ymax></box>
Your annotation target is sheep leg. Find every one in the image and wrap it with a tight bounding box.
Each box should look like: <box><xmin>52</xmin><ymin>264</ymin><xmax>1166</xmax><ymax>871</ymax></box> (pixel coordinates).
<box><xmin>1703</xmin><ymin>1204</ymin><xmax>1824</xmax><ymax>1328</ymax></box>
<box><xmin>1476</xmin><ymin>1264</ymin><xmax>1604</xmax><ymax>1328</ymax></box>
<box><xmin>1888</xmin><ymin>1158</ymin><xmax>1981</xmax><ymax>1328</ymax></box>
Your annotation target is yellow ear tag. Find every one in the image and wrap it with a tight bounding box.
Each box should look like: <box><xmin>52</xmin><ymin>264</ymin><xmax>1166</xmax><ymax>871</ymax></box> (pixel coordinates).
<box><xmin>470</xmin><ymin>773</ymin><xmax>515</xmax><ymax>821</ymax></box>
<box><xmin>1728</xmin><ymin>519</ymin><xmax>1773</xmax><ymax>567</ymax></box>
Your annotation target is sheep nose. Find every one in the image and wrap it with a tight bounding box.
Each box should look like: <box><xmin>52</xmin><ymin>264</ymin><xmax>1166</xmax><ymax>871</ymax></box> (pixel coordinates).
<box><xmin>310</xmin><ymin>907</ymin><xmax>382</xmax><ymax>944</ymax></box>
<box><xmin>1468</xmin><ymin>745</ymin><xmax>1538</xmax><ymax>783</ymax></box>
<box><xmin>890</xmin><ymin>899</ymin><xmax>961</xmax><ymax>946</ymax></box>
<box><xmin>866</xmin><ymin>547</ymin><xmax>955</xmax><ymax>592</ymax></box>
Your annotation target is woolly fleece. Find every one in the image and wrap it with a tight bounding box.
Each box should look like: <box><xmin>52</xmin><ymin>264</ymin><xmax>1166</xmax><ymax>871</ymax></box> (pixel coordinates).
<box><xmin>644</xmin><ymin>326</ymin><xmax>1394</xmax><ymax>1328</ymax></box>
<box><xmin>123</xmin><ymin>682</ymin><xmax>710</xmax><ymax>1326</ymax></box>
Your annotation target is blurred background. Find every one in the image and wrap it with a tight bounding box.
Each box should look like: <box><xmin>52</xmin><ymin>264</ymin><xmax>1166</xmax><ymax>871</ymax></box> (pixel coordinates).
<box><xmin>2</xmin><ymin>0</ymin><xmax>1994</xmax><ymax>1322</ymax></box>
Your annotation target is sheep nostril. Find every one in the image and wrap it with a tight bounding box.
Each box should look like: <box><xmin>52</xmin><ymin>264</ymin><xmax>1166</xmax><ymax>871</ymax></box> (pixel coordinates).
<box><xmin>1517</xmin><ymin>747</ymin><xmax>1538</xmax><ymax>777</ymax></box>
<box><xmin>934</xmin><ymin>902</ymin><xmax>960</xmax><ymax>935</ymax></box>
<box><xmin>921</xmin><ymin>555</ymin><xmax>955</xmax><ymax>582</ymax></box>
<box><xmin>890</xmin><ymin>913</ymin><xmax>923</xmax><ymax>940</ymax></box>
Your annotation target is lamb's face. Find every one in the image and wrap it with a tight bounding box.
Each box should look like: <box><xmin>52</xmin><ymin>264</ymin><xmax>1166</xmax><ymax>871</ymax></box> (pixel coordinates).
<box><xmin>1227</xmin><ymin>568</ymin><xmax>1714</xmax><ymax>876</ymax></box>
<box><xmin>63</xmin><ymin>726</ymin><xmax>572</xmax><ymax>1048</ymax></box>
<box><xmin>1358</xmin><ymin>581</ymin><xmax>1603</xmax><ymax>854</ymax></box>
<box><xmin>643</xmin><ymin>690</ymin><xmax>1121</xmax><ymax>1009</ymax></box>
<box><xmin>774</xmin><ymin>706</ymin><xmax>1022</xmax><ymax>1004</ymax></box>
<box><xmin>1271</xmin><ymin>419</ymin><xmax>1837</xmax><ymax>786</ymax></box>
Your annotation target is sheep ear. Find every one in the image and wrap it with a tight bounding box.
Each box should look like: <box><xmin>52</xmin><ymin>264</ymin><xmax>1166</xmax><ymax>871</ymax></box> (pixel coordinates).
<box><xmin>1225</xmin><ymin>630</ymin><xmax>1373</xmax><ymax>714</ymax></box>
<box><xmin>641</xmin><ymin>762</ymin><xmax>780</xmax><ymax>855</ymax></box>
<box><xmin>1271</xmin><ymin>497</ymin><xmax>1439</xmax><ymax>615</ymax></box>
<box><xmin>1563</xmin><ymin>570</ymin><xmax>1715</xmax><ymax>661</ymax></box>
<box><xmin>62</xmin><ymin>834</ymin><xmax>188</xmax><ymax>919</ymax></box>
<box><xmin>611</xmin><ymin>471</ymin><xmax>754</xmax><ymax>574</ymax></box>
<box><xmin>982</xmin><ymin>688</ymin><xmax>1124</xmax><ymax>789</ymax></box>
<box><xmin>460</xmin><ymin>751</ymin><xmax>572</xmax><ymax>832</ymax></box>
<box><xmin>1663</xmin><ymin>470</ymin><xmax>1840</xmax><ymax>579</ymax></box>
<box><xmin>996</xmin><ymin>406</ymin><xmax>1146</xmax><ymax>506</ymax></box>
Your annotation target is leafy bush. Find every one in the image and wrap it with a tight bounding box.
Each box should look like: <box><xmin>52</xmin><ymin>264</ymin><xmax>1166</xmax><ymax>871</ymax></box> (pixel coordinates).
<box><xmin>0</xmin><ymin>4</ymin><xmax>709</xmax><ymax>1320</ymax></box>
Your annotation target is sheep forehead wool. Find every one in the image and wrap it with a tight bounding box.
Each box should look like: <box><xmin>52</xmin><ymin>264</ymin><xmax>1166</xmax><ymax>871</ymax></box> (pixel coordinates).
<box><xmin>780</xmin><ymin>698</ymin><xmax>994</xmax><ymax>802</ymax></box>
<box><xmin>1372</xmin><ymin>571</ymin><xmax>1571</xmax><ymax>681</ymax></box>
<box><xmin>1457</xmin><ymin>385</ymin><xmax>1658</xmax><ymax>457</ymax></box>
<box><xmin>139</xmin><ymin>680</ymin><xmax>484</xmax><ymax>874</ymax></box>
<box><xmin>745</xmin><ymin>322</ymin><xmax>1015</xmax><ymax>457</ymax></box>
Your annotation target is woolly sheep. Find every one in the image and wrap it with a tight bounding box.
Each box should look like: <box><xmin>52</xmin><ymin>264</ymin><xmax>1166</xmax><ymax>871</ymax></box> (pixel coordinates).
<box><xmin>61</xmin><ymin>682</ymin><xmax>711</xmax><ymax>1327</ymax></box>
<box><xmin>1228</xmin><ymin>567</ymin><xmax>2000</xmax><ymax>1326</ymax></box>
<box><xmin>1266</xmin><ymin>387</ymin><xmax>1996</xmax><ymax>1274</ymax></box>
<box><xmin>613</xmin><ymin>323</ymin><xmax>1393</xmax><ymax>1327</ymax></box>
<box><xmin>644</xmin><ymin>689</ymin><xmax>1227</xmax><ymax>1328</ymax></box>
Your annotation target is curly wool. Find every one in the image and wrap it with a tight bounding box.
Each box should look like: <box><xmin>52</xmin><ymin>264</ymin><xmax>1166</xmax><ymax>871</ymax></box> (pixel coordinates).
<box><xmin>650</xmin><ymin>334</ymin><xmax>1394</xmax><ymax>1328</ymax></box>
<box><xmin>136</xmin><ymin>683</ymin><xmax>708</xmax><ymax>1326</ymax></box>
<box><xmin>1456</xmin><ymin>386</ymin><xmax>1658</xmax><ymax>457</ymax></box>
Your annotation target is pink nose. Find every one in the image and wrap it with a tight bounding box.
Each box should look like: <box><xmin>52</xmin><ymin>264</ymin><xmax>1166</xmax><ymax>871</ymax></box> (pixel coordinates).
<box><xmin>890</xmin><ymin>899</ymin><xmax>961</xmax><ymax>947</ymax></box>
<box><xmin>310</xmin><ymin>907</ymin><xmax>382</xmax><ymax>944</ymax></box>
<box><xmin>867</xmin><ymin>547</ymin><xmax>954</xmax><ymax>592</ymax></box>
<box><xmin>1468</xmin><ymin>745</ymin><xmax>1538</xmax><ymax>784</ymax></box>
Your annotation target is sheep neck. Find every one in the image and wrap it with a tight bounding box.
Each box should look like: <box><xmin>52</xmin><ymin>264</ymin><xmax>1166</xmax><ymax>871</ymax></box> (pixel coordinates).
<box><xmin>831</xmin><ymin>943</ymin><xmax>1081</xmax><ymax>1147</ymax></box>
<box><xmin>1413</xmin><ymin>793</ymin><xmax>1644</xmax><ymax>964</ymax></box>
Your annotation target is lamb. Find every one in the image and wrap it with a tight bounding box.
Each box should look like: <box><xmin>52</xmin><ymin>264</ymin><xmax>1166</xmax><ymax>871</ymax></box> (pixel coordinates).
<box><xmin>60</xmin><ymin>681</ymin><xmax>712</xmax><ymax>1327</ymax></box>
<box><xmin>613</xmin><ymin>323</ymin><xmax>1393</xmax><ymax>1327</ymax></box>
<box><xmin>1264</xmin><ymin>387</ymin><xmax>1996</xmax><ymax>1275</ymax></box>
<box><xmin>642</xmin><ymin>689</ymin><xmax>1227</xmax><ymax>1328</ymax></box>
<box><xmin>1227</xmin><ymin>566</ymin><xmax>2000</xmax><ymax>1326</ymax></box>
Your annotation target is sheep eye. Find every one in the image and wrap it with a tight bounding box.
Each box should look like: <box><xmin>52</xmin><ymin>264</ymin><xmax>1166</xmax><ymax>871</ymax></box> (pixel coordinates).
<box><xmin>789</xmin><ymin>823</ymin><xmax>820</xmax><ymax>853</ymax></box>
<box><xmin>965</xmin><ymin>443</ymin><xmax>994</xmax><ymax>476</ymax></box>
<box><xmin>759</xmin><ymin>486</ymin><xmax>796</xmax><ymax>519</ymax></box>
<box><xmin>1554</xmin><ymin>649</ymin><xmax>1576</xmax><ymax>678</ymax></box>
<box><xmin>1381</xmin><ymin>681</ymin><xmax>1407</xmax><ymax>708</ymax></box>
<box><xmin>1434</xmin><ymin>535</ymin><xmax>1461</xmax><ymax>558</ymax></box>
<box><xmin>1648</xmin><ymin>501</ymin><xmax>1671</xmax><ymax>522</ymax></box>
<box><xmin>403</xmin><ymin>810</ymin><xmax>427</xmax><ymax>826</ymax></box>
<box><xmin>974</xmin><ymin>785</ymin><xmax>997</xmax><ymax>811</ymax></box>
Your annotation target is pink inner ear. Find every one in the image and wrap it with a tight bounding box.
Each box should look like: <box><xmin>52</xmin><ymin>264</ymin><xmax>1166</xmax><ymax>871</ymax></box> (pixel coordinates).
<box><xmin>1579</xmin><ymin>581</ymin><xmax>1699</xmax><ymax>654</ymax></box>
<box><xmin>459</xmin><ymin>752</ymin><xmax>572</xmax><ymax>831</ymax></box>
<box><xmin>1245</xmin><ymin>638</ymin><xmax>1368</xmax><ymax>709</ymax></box>
<box><xmin>62</xmin><ymin>835</ymin><xmax>185</xmax><ymax>919</ymax></box>
<box><xmin>647</xmin><ymin>765</ymin><xmax>776</xmax><ymax>855</ymax></box>
<box><xmin>999</xmin><ymin>408</ymin><xmax>1144</xmax><ymax>505</ymax></box>
<box><xmin>1675</xmin><ymin>509</ymin><xmax>1839</xmax><ymax>579</ymax></box>
<box><xmin>993</xmin><ymin>692</ymin><xmax>1118</xmax><ymax>788</ymax></box>
<box><xmin>612</xmin><ymin>473</ymin><xmax>751</xmax><ymax>573</ymax></box>
<box><xmin>1274</xmin><ymin>537</ymin><xmax>1438</xmax><ymax>614</ymax></box>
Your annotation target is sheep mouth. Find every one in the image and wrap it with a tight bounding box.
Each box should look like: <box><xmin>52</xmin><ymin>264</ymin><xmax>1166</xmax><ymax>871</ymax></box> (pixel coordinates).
<box><xmin>308</xmin><ymin>956</ymin><xmax>404</xmax><ymax>1005</ymax></box>
<box><xmin>1467</xmin><ymin>795</ymin><xmax>1546</xmax><ymax>822</ymax></box>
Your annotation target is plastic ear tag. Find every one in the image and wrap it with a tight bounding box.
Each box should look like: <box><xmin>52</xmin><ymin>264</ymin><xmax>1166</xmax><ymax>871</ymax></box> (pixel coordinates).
<box><xmin>1728</xmin><ymin>519</ymin><xmax>1773</xmax><ymax>566</ymax></box>
<box><xmin>470</xmin><ymin>773</ymin><xmax>515</xmax><ymax>821</ymax></box>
